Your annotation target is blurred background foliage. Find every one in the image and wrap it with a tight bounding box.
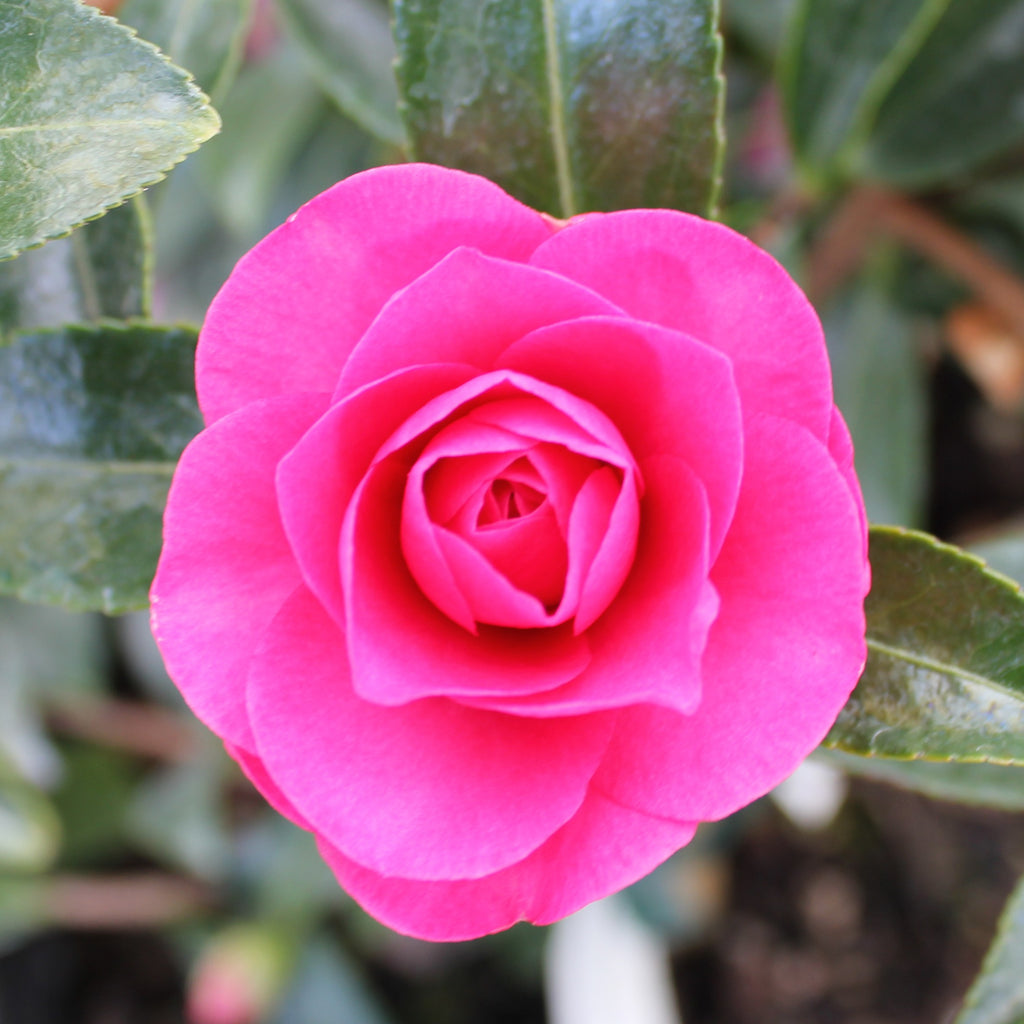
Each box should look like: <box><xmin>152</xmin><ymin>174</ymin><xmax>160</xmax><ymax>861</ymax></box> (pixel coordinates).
<box><xmin>5</xmin><ymin>0</ymin><xmax>1024</xmax><ymax>1020</ymax></box>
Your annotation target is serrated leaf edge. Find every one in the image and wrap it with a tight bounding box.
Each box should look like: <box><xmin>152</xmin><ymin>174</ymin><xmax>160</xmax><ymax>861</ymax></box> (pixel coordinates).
<box><xmin>0</xmin><ymin>1</ymin><xmax>222</xmax><ymax>262</ymax></box>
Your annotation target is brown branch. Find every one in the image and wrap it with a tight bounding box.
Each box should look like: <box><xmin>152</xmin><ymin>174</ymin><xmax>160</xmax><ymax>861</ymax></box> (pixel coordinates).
<box><xmin>45</xmin><ymin>698</ymin><xmax>198</xmax><ymax>763</ymax></box>
<box><xmin>43</xmin><ymin>873</ymin><xmax>211</xmax><ymax>929</ymax></box>
<box><xmin>806</xmin><ymin>185</ymin><xmax>1024</xmax><ymax>343</ymax></box>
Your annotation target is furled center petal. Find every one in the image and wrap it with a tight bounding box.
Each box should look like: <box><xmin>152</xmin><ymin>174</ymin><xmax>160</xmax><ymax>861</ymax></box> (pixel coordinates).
<box><xmin>399</xmin><ymin>381</ymin><xmax>641</xmax><ymax>633</ymax></box>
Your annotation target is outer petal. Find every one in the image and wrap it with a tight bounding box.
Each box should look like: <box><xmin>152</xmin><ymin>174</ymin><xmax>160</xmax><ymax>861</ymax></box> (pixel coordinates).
<box><xmin>318</xmin><ymin>791</ymin><xmax>697</xmax><ymax>941</ymax></box>
<box><xmin>498</xmin><ymin>316</ymin><xmax>743</xmax><ymax>560</ymax></box>
<box><xmin>343</xmin><ymin>456</ymin><xmax>592</xmax><ymax>705</ymax></box>
<box><xmin>530</xmin><ymin>211</ymin><xmax>833</xmax><ymax>440</ymax></box>
<box><xmin>247</xmin><ymin>588</ymin><xmax>616</xmax><ymax>880</ymax></box>
<box><xmin>198</xmin><ymin>165</ymin><xmax>554</xmax><ymax>423</ymax></box>
<box><xmin>334</xmin><ymin>247</ymin><xmax>624</xmax><ymax>399</ymax></box>
<box><xmin>592</xmin><ymin>413</ymin><xmax>869</xmax><ymax>821</ymax></box>
<box><xmin>277</xmin><ymin>364</ymin><xmax>479</xmax><ymax>625</ymax></box>
<box><xmin>150</xmin><ymin>392</ymin><xmax>328</xmax><ymax>750</ymax></box>
<box><xmin>828</xmin><ymin>406</ymin><xmax>870</xmax><ymax>565</ymax></box>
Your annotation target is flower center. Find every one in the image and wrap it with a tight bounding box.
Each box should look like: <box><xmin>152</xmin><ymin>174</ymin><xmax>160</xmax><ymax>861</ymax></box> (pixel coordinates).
<box><xmin>398</xmin><ymin>377</ymin><xmax>642</xmax><ymax>633</ymax></box>
<box><xmin>478</xmin><ymin>465</ymin><xmax>546</xmax><ymax>527</ymax></box>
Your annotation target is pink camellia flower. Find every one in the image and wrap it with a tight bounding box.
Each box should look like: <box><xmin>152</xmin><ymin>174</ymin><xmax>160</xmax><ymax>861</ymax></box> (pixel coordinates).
<box><xmin>151</xmin><ymin>163</ymin><xmax>870</xmax><ymax>941</ymax></box>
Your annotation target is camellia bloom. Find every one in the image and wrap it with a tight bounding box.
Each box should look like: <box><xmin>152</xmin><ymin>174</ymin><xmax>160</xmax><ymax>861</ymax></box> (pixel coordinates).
<box><xmin>151</xmin><ymin>163</ymin><xmax>870</xmax><ymax>941</ymax></box>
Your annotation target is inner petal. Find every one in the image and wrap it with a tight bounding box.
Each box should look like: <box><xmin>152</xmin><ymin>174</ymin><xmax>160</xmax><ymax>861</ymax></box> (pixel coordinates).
<box><xmin>479</xmin><ymin>473</ymin><xmax>546</xmax><ymax>526</ymax></box>
<box><xmin>441</xmin><ymin>454</ymin><xmax>569</xmax><ymax>612</ymax></box>
<box><xmin>397</xmin><ymin>377</ymin><xmax>642</xmax><ymax>633</ymax></box>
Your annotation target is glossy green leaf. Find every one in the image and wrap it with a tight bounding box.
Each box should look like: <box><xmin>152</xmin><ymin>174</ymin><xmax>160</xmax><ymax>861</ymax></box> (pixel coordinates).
<box><xmin>275</xmin><ymin>0</ymin><xmax>403</xmax><ymax>144</ymax></box>
<box><xmin>0</xmin><ymin>198</ymin><xmax>151</xmax><ymax>336</ymax></box>
<box><xmin>956</xmin><ymin>873</ymin><xmax>1024</xmax><ymax>1024</ymax></box>
<box><xmin>0</xmin><ymin>0</ymin><xmax>220</xmax><ymax>261</ymax></box>
<box><xmin>825</xmin><ymin>527</ymin><xmax>1024</xmax><ymax>763</ymax></box>
<box><xmin>394</xmin><ymin>0</ymin><xmax>725</xmax><ymax>217</ymax></box>
<box><xmin>866</xmin><ymin>0</ymin><xmax>1024</xmax><ymax>186</ymax></box>
<box><xmin>816</xmin><ymin>748</ymin><xmax>1024</xmax><ymax>812</ymax></box>
<box><xmin>780</xmin><ymin>0</ymin><xmax>947</xmax><ymax>180</ymax></box>
<box><xmin>0</xmin><ymin>324</ymin><xmax>201</xmax><ymax>613</ymax></box>
<box><xmin>117</xmin><ymin>0</ymin><xmax>252</xmax><ymax>101</ymax></box>
<box><xmin>823</xmin><ymin>279</ymin><xmax>927</xmax><ymax>527</ymax></box>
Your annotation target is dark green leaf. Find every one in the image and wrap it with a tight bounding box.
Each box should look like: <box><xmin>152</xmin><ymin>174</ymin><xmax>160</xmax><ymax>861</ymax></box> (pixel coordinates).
<box><xmin>866</xmin><ymin>0</ymin><xmax>1024</xmax><ymax>186</ymax></box>
<box><xmin>955</xmin><ymin>873</ymin><xmax>1024</xmax><ymax>1024</ymax></box>
<box><xmin>394</xmin><ymin>0</ymin><xmax>725</xmax><ymax>217</ymax></box>
<box><xmin>275</xmin><ymin>0</ymin><xmax>403</xmax><ymax>144</ymax></box>
<box><xmin>816</xmin><ymin>748</ymin><xmax>1024</xmax><ymax>811</ymax></box>
<box><xmin>825</xmin><ymin>526</ymin><xmax>1024</xmax><ymax>763</ymax></box>
<box><xmin>0</xmin><ymin>198</ymin><xmax>151</xmax><ymax>336</ymax></box>
<box><xmin>780</xmin><ymin>0</ymin><xmax>944</xmax><ymax>181</ymax></box>
<box><xmin>0</xmin><ymin>324</ymin><xmax>201</xmax><ymax>613</ymax></box>
<box><xmin>823</xmin><ymin>278</ymin><xmax>927</xmax><ymax>526</ymax></box>
<box><xmin>117</xmin><ymin>0</ymin><xmax>252</xmax><ymax>101</ymax></box>
<box><xmin>0</xmin><ymin>0</ymin><xmax>220</xmax><ymax>261</ymax></box>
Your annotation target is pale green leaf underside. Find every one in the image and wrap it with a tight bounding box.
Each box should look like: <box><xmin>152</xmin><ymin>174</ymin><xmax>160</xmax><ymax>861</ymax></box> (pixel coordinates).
<box><xmin>394</xmin><ymin>0</ymin><xmax>724</xmax><ymax>217</ymax></box>
<box><xmin>0</xmin><ymin>324</ymin><xmax>201</xmax><ymax>613</ymax></box>
<box><xmin>0</xmin><ymin>0</ymin><xmax>220</xmax><ymax>261</ymax></box>
<box><xmin>825</xmin><ymin>527</ymin><xmax>1024</xmax><ymax>764</ymax></box>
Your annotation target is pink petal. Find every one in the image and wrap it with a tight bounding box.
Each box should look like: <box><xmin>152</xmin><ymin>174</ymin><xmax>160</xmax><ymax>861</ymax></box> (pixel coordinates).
<box><xmin>592</xmin><ymin>414</ymin><xmax>869</xmax><ymax>821</ymax></box>
<box><xmin>277</xmin><ymin>364</ymin><xmax>478</xmax><ymax>625</ymax></box>
<box><xmin>828</xmin><ymin>406</ymin><xmax>870</xmax><ymax>564</ymax></box>
<box><xmin>150</xmin><ymin>393</ymin><xmax>328</xmax><ymax>750</ymax></box>
<box><xmin>572</xmin><ymin>466</ymin><xmax>640</xmax><ymax>633</ymax></box>
<box><xmin>434</xmin><ymin>524</ymin><xmax>561</xmax><ymax>626</ymax></box>
<box><xmin>344</xmin><ymin>455</ymin><xmax>592</xmax><ymax>706</ymax></box>
<box><xmin>498</xmin><ymin>316</ymin><xmax>743</xmax><ymax>560</ymax></box>
<box><xmin>462</xmin><ymin>457</ymin><xmax>713</xmax><ymax>718</ymax></box>
<box><xmin>246</xmin><ymin>587</ymin><xmax>616</xmax><ymax>880</ymax></box>
<box><xmin>466</xmin><ymin>499</ymin><xmax>567</xmax><ymax>607</ymax></box>
<box><xmin>197</xmin><ymin>165</ymin><xmax>554</xmax><ymax>423</ymax></box>
<box><xmin>334</xmin><ymin>247</ymin><xmax>623</xmax><ymax>400</ymax></box>
<box><xmin>318</xmin><ymin>791</ymin><xmax>697</xmax><ymax>941</ymax></box>
<box><xmin>371</xmin><ymin>370</ymin><xmax>632</xmax><ymax>470</ymax></box>
<box><xmin>530</xmin><ymin>212</ymin><xmax>833</xmax><ymax>441</ymax></box>
<box><xmin>423</xmin><ymin>451</ymin><xmax>528</xmax><ymax>524</ymax></box>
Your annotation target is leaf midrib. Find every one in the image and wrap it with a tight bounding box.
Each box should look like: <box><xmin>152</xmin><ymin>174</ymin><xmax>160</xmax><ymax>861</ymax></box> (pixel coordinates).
<box><xmin>540</xmin><ymin>0</ymin><xmax>575</xmax><ymax>217</ymax></box>
<box><xmin>867</xmin><ymin>636</ymin><xmax>1024</xmax><ymax>704</ymax></box>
